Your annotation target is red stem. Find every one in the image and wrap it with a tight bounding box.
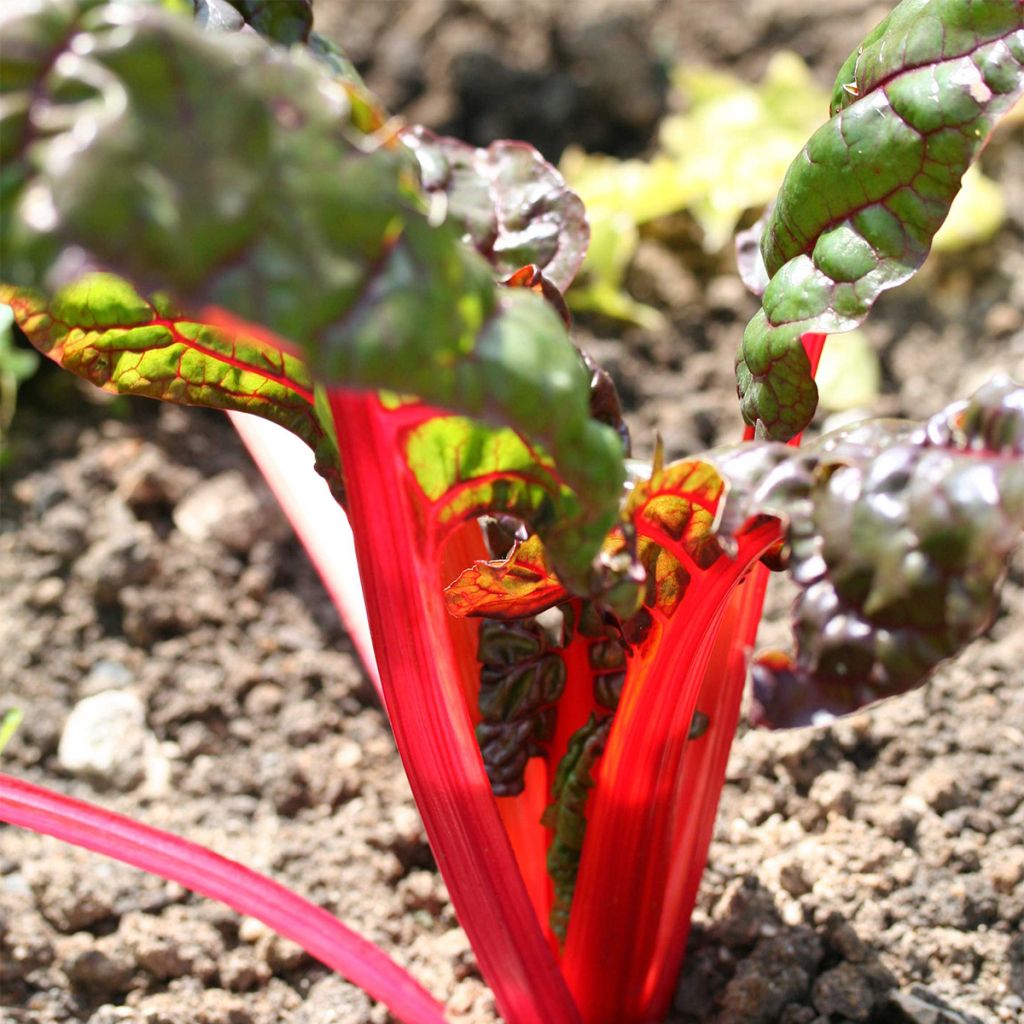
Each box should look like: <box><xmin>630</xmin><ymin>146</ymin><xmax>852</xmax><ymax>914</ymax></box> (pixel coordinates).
<box><xmin>641</xmin><ymin>562</ymin><xmax>770</xmax><ymax>1016</ymax></box>
<box><xmin>562</xmin><ymin>522</ymin><xmax>781</xmax><ymax>1020</ymax></box>
<box><xmin>0</xmin><ymin>774</ymin><xmax>445</xmax><ymax>1024</ymax></box>
<box><xmin>563</xmin><ymin>332</ymin><xmax>825</xmax><ymax>1017</ymax></box>
<box><xmin>328</xmin><ymin>390</ymin><xmax>581</xmax><ymax>1024</ymax></box>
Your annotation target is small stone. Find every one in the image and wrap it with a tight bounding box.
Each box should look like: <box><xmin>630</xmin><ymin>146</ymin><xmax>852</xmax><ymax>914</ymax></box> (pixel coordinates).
<box><xmin>237</xmin><ymin>916</ymin><xmax>271</xmax><ymax>945</ymax></box>
<box><xmin>218</xmin><ymin>947</ymin><xmax>271</xmax><ymax>992</ymax></box>
<box><xmin>808</xmin><ymin>770</ymin><xmax>855</xmax><ymax>818</ymax></box>
<box><xmin>984</xmin><ymin>301</ymin><xmax>1023</xmax><ymax>337</ymax></box>
<box><xmin>718</xmin><ymin>930</ymin><xmax>823</xmax><ymax>1023</ymax></box>
<box><xmin>400</xmin><ymin>870</ymin><xmax>444</xmax><ymax>915</ymax></box>
<box><xmin>333</xmin><ymin>738</ymin><xmax>363</xmax><ymax>771</ymax></box>
<box><xmin>28</xmin><ymin>576</ymin><xmax>65</xmax><ymax>609</ymax></box>
<box><xmin>290</xmin><ymin>975</ymin><xmax>371</xmax><ymax>1023</ymax></box>
<box><xmin>119</xmin><ymin>910</ymin><xmax>223</xmax><ymax>982</ymax></box>
<box><xmin>711</xmin><ymin>877</ymin><xmax>780</xmax><ymax>946</ymax></box>
<box><xmin>983</xmin><ymin>847</ymin><xmax>1024</xmax><ymax>894</ymax></box>
<box><xmin>242</xmin><ymin>682</ymin><xmax>283</xmax><ymax>717</ymax></box>
<box><xmin>58</xmin><ymin>690</ymin><xmax>152</xmax><ymax>790</ymax></box>
<box><xmin>74</xmin><ymin>521</ymin><xmax>158</xmax><ymax>603</ymax></box>
<box><xmin>812</xmin><ymin>962</ymin><xmax>891</xmax><ymax>1020</ymax></box>
<box><xmin>31</xmin><ymin>501</ymin><xmax>89</xmax><ymax>561</ymax></box>
<box><xmin>263</xmin><ymin>935</ymin><xmax>309</xmax><ymax>973</ymax></box>
<box><xmin>60</xmin><ymin>932</ymin><xmax>134</xmax><ymax>993</ymax></box>
<box><xmin>80</xmin><ymin>660</ymin><xmax>135</xmax><ymax>698</ymax></box>
<box><xmin>0</xmin><ymin>908</ymin><xmax>55</xmax><ymax>980</ymax></box>
<box><xmin>173</xmin><ymin>471</ymin><xmax>284</xmax><ymax>553</ymax></box>
<box><xmin>908</xmin><ymin>765</ymin><xmax>963</xmax><ymax>814</ymax></box>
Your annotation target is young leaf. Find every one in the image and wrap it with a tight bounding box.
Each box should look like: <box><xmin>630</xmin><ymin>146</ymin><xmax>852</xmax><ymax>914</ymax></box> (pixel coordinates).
<box><xmin>403</xmin><ymin>128</ymin><xmax>589</xmax><ymax>292</ymax></box>
<box><xmin>0</xmin><ymin>275</ymin><xmax>345</xmax><ymax>502</ymax></box>
<box><xmin>0</xmin><ymin>710</ymin><xmax>23</xmax><ymax>757</ymax></box>
<box><xmin>446</xmin><ymin>534</ymin><xmax>567</xmax><ymax>619</ymax></box>
<box><xmin>0</xmin><ymin>0</ymin><xmax>625</xmax><ymax>578</ymax></box>
<box><xmin>476</xmin><ymin>617</ymin><xmax>568</xmax><ymax>796</ymax></box>
<box><xmin>737</xmin><ymin>0</ymin><xmax>1024</xmax><ymax>439</ymax></box>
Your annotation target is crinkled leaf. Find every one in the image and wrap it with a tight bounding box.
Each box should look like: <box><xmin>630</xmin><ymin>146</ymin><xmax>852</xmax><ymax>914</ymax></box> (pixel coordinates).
<box><xmin>622</xmin><ymin>457</ymin><xmax>733</xmax><ymax>618</ymax></box>
<box><xmin>738</xmin><ymin>0</ymin><xmax>1024</xmax><ymax>440</ymax></box>
<box><xmin>402</xmin><ymin>127</ymin><xmax>589</xmax><ymax>292</ymax></box>
<box><xmin>542</xmin><ymin>713</ymin><xmax>613</xmax><ymax>944</ymax></box>
<box><xmin>475</xmin><ymin>618</ymin><xmax>567</xmax><ymax>796</ymax></box>
<box><xmin>446</xmin><ymin>535</ymin><xmax>567</xmax><ymax>619</ymax></box>
<box><xmin>1</xmin><ymin>274</ymin><xmax>345</xmax><ymax>501</ymax></box>
<box><xmin>446</xmin><ymin>453</ymin><xmax>744</xmax><ymax>622</ymax></box>
<box><xmin>714</xmin><ymin>378</ymin><xmax>1024</xmax><ymax>727</ymax></box>
<box><xmin>0</xmin><ymin>0</ymin><xmax>624</xmax><ymax>582</ymax></box>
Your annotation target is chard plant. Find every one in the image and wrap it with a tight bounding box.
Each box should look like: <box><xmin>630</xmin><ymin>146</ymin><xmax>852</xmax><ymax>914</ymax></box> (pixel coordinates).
<box><xmin>2</xmin><ymin>1</ymin><xmax>1023</xmax><ymax>1021</ymax></box>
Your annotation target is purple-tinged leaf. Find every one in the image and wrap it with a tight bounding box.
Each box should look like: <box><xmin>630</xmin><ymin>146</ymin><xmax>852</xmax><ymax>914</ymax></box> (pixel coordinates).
<box><xmin>713</xmin><ymin>378</ymin><xmax>1024</xmax><ymax>727</ymax></box>
<box><xmin>0</xmin><ymin>0</ymin><xmax>625</xmax><ymax>581</ymax></box>
<box><xmin>402</xmin><ymin>127</ymin><xmax>590</xmax><ymax>292</ymax></box>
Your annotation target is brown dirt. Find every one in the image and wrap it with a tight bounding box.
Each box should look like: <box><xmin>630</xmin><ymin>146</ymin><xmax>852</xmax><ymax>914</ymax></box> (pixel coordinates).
<box><xmin>2</xmin><ymin>2</ymin><xmax>1023</xmax><ymax>1023</ymax></box>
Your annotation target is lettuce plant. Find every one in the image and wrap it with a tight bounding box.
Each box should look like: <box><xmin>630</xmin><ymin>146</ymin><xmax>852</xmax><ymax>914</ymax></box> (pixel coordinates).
<box><xmin>1</xmin><ymin>1</ymin><xmax>1023</xmax><ymax>1021</ymax></box>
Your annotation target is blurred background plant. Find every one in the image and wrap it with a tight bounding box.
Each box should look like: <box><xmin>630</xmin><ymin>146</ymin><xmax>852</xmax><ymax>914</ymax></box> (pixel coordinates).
<box><xmin>0</xmin><ymin>709</ymin><xmax>24</xmax><ymax>757</ymax></box>
<box><xmin>562</xmin><ymin>52</ymin><xmax>1012</xmax><ymax>335</ymax></box>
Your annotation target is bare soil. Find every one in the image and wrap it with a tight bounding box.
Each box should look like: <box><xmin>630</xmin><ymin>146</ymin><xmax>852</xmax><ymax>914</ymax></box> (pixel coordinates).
<box><xmin>2</xmin><ymin>2</ymin><xmax>1023</xmax><ymax>1023</ymax></box>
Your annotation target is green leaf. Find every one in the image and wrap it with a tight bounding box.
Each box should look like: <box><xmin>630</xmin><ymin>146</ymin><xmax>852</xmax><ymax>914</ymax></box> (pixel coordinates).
<box><xmin>404</xmin><ymin>408</ymin><xmax>619</xmax><ymax>588</ymax></box>
<box><xmin>0</xmin><ymin>709</ymin><xmax>23</xmax><ymax>757</ymax></box>
<box><xmin>0</xmin><ymin>0</ymin><xmax>624</xmax><ymax>579</ymax></box>
<box><xmin>221</xmin><ymin>0</ymin><xmax>312</xmax><ymax>45</ymax></box>
<box><xmin>738</xmin><ymin>0</ymin><xmax>1024</xmax><ymax>440</ymax></box>
<box><xmin>0</xmin><ymin>274</ymin><xmax>345</xmax><ymax>501</ymax></box>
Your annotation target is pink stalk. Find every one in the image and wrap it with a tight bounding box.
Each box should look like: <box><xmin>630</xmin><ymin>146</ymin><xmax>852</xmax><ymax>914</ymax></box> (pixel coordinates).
<box><xmin>0</xmin><ymin>774</ymin><xmax>445</xmax><ymax>1024</ymax></box>
<box><xmin>328</xmin><ymin>390</ymin><xmax>581</xmax><ymax>1024</ymax></box>
<box><xmin>228</xmin><ymin>410</ymin><xmax>381</xmax><ymax>697</ymax></box>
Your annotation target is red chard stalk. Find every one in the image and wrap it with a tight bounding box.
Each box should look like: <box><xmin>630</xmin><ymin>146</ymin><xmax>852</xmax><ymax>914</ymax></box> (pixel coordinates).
<box><xmin>1</xmin><ymin>1</ymin><xmax>1022</xmax><ymax>1021</ymax></box>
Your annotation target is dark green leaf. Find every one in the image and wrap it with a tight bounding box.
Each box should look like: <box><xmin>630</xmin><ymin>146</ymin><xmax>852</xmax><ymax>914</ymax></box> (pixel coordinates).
<box><xmin>714</xmin><ymin>378</ymin><xmax>1024</xmax><ymax>727</ymax></box>
<box><xmin>542</xmin><ymin>713</ymin><xmax>613</xmax><ymax>944</ymax></box>
<box><xmin>737</xmin><ymin>0</ymin><xmax>1024</xmax><ymax>439</ymax></box>
<box><xmin>221</xmin><ymin>0</ymin><xmax>312</xmax><ymax>45</ymax></box>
